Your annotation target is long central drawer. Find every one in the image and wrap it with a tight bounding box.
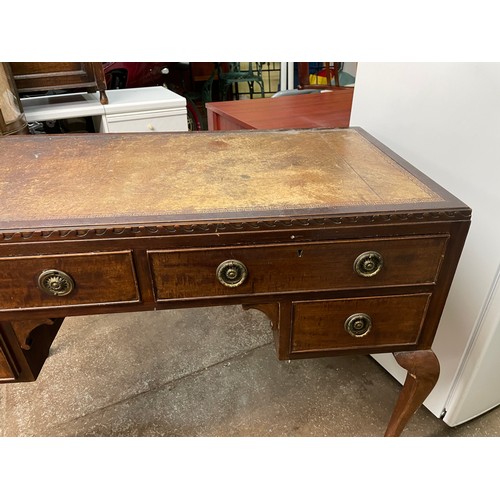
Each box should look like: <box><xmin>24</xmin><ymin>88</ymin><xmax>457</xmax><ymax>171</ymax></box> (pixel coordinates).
<box><xmin>149</xmin><ymin>235</ymin><xmax>448</xmax><ymax>301</ymax></box>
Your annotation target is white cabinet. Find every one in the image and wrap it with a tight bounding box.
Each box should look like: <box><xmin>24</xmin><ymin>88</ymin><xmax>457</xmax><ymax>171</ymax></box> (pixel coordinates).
<box><xmin>99</xmin><ymin>86</ymin><xmax>188</xmax><ymax>133</ymax></box>
<box><xmin>22</xmin><ymin>86</ymin><xmax>189</xmax><ymax>134</ymax></box>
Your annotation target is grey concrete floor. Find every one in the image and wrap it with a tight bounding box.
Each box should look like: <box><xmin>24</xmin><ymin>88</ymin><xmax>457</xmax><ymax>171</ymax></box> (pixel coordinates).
<box><xmin>1</xmin><ymin>305</ymin><xmax>499</xmax><ymax>437</ymax></box>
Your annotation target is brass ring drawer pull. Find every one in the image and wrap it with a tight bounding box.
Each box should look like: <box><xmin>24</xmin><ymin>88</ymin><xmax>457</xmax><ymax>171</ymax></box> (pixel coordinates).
<box><xmin>38</xmin><ymin>269</ymin><xmax>75</xmax><ymax>297</ymax></box>
<box><xmin>344</xmin><ymin>313</ymin><xmax>372</xmax><ymax>337</ymax></box>
<box><xmin>354</xmin><ymin>251</ymin><xmax>384</xmax><ymax>277</ymax></box>
<box><xmin>216</xmin><ymin>260</ymin><xmax>248</xmax><ymax>288</ymax></box>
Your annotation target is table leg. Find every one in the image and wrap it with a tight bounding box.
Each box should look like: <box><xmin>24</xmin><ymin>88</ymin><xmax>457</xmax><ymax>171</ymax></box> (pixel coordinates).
<box><xmin>99</xmin><ymin>90</ymin><xmax>109</xmax><ymax>105</ymax></box>
<box><xmin>0</xmin><ymin>318</ymin><xmax>64</xmax><ymax>383</ymax></box>
<box><xmin>384</xmin><ymin>349</ymin><xmax>440</xmax><ymax>436</ymax></box>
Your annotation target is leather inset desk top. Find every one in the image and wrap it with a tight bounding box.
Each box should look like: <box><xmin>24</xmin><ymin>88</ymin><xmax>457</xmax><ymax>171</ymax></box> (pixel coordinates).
<box><xmin>1</xmin><ymin>128</ymin><xmax>446</xmax><ymax>230</ymax></box>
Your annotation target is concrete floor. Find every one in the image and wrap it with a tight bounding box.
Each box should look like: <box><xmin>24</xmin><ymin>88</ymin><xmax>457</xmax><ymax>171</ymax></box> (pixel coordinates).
<box><xmin>1</xmin><ymin>305</ymin><xmax>499</xmax><ymax>437</ymax></box>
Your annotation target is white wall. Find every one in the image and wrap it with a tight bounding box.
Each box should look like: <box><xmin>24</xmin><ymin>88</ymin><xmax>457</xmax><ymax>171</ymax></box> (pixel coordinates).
<box><xmin>349</xmin><ymin>63</ymin><xmax>500</xmax><ymax>423</ymax></box>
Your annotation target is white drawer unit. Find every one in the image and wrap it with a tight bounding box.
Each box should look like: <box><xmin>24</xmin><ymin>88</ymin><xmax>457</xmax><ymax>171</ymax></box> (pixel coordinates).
<box><xmin>99</xmin><ymin>86</ymin><xmax>188</xmax><ymax>133</ymax></box>
<box><xmin>103</xmin><ymin>108</ymin><xmax>189</xmax><ymax>133</ymax></box>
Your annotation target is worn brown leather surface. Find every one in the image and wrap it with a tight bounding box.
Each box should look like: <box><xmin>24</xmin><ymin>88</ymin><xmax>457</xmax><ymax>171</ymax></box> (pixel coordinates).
<box><xmin>0</xmin><ymin>129</ymin><xmax>442</xmax><ymax>228</ymax></box>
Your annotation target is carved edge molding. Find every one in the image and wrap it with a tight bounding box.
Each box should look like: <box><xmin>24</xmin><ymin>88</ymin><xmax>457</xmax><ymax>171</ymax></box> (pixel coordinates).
<box><xmin>0</xmin><ymin>211</ymin><xmax>471</xmax><ymax>242</ymax></box>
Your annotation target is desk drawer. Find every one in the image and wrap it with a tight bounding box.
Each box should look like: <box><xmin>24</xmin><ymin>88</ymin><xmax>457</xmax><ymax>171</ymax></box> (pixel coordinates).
<box><xmin>291</xmin><ymin>293</ymin><xmax>431</xmax><ymax>354</ymax></box>
<box><xmin>105</xmin><ymin>110</ymin><xmax>188</xmax><ymax>133</ymax></box>
<box><xmin>0</xmin><ymin>251</ymin><xmax>139</xmax><ymax>311</ymax></box>
<box><xmin>149</xmin><ymin>236</ymin><xmax>447</xmax><ymax>300</ymax></box>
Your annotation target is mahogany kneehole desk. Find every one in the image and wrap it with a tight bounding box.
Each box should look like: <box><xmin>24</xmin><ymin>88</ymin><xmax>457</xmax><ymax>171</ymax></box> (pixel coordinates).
<box><xmin>0</xmin><ymin>128</ymin><xmax>471</xmax><ymax>436</ymax></box>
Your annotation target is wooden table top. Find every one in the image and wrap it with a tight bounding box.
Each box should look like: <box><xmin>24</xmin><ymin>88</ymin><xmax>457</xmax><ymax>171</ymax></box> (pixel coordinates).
<box><xmin>205</xmin><ymin>88</ymin><xmax>354</xmax><ymax>130</ymax></box>
<box><xmin>0</xmin><ymin>127</ymin><xmax>468</xmax><ymax>232</ymax></box>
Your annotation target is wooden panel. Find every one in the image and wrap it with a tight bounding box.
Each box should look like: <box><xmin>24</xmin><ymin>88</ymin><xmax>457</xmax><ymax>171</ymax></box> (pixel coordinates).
<box><xmin>0</xmin><ymin>330</ymin><xmax>18</xmax><ymax>381</ymax></box>
<box><xmin>10</xmin><ymin>62</ymin><xmax>105</xmax><ymax>93</ymax></box>
<box><xmin>0</xmin><ymin>251</ymin><xmax>139</xmax><ymax>310</ymax></box>
<box><xmin>149</xmin><ymin>236</ymin><xmax>447</xmax><ymax>300</ymax></box>
<box><xmin>0</xmin><ymin>346</ymin><xmax>16</xmax><ymax>380</ymax></box>
<box><xmin>212</xmin><ymin>113</ymin><xmax>247</xmax><ymax>130</ymax></box>
<box><xmin>291</xmin><ymin>293</ymin><xmax>431</xmax><ymax>353</ymax></box>
<box><xmin>11</xmin><ymin>62</ymin><xmax>85</xmax><ymax>76</ymax></box>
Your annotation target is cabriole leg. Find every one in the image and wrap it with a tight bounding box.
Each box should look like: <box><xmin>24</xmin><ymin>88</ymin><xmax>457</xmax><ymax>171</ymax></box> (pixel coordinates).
<box><xmin>384</xmin><ymin>349</ymin><xmax>440</xmax><ymax>437</ymax></box>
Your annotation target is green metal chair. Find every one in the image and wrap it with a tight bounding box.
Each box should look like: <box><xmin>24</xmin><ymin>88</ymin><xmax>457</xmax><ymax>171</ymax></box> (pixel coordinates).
<box><xmin>217</xmin><ymin>63</ymin><xmax>265</xmax><ymax>100</ymax></box>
